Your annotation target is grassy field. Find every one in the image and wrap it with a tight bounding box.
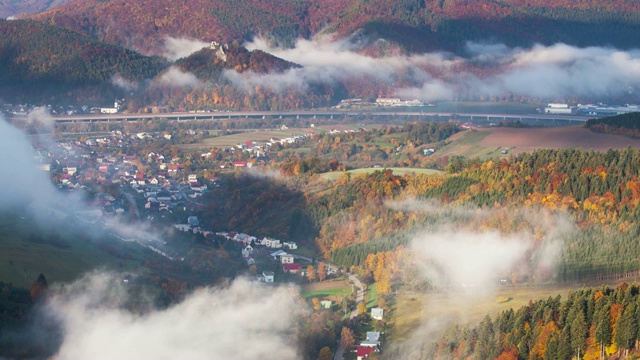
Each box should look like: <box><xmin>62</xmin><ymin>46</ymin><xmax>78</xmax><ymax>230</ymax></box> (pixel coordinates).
<box><xmin>320</xmin><ymin>167</ymin><xmax>443</xmax><ymax>181</ymax></box>
<box><xmin>301</xmin><ymin>279</ymin><xmax>353</xmax><ymax>298</ymax></box>
<box><xmin>388</xmin><ymin>282</ymin><xmax>618</xmax><ymax>344</ymax></box>
<box><xmin>366</xmin><ymin>282</ymin><xmax>379</xmax><ymax>308</ymax></box>
<box><xmin>287</xmin><ymin>245</ymin><xmax>317</xmax><ymax>259</ymax></box>
<box><xmin>0</xmin><ymin>216</ymin><xmax>148</xmax><ymax>288</ymax></box>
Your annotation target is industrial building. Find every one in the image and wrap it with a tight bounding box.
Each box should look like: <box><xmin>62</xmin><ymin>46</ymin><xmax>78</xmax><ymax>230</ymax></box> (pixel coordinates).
<box><xmin>544</xmin><ymin>103</ymin><xmax>573</xmax><ymax>114</ymax></box>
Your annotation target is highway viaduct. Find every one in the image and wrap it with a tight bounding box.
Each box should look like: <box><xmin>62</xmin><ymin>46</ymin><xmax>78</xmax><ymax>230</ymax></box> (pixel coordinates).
<box><xmin>11</xmin><ymin>110</ymin><xmax>591</xmax><ymax>125</ymax></box>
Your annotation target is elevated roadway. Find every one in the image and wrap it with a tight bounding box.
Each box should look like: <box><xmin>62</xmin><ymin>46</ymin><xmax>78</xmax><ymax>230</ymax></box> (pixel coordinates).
<box><xmin>12</xmin><ymin>110</ymin><xmax>591</xmax><ymax>125</ymax></box>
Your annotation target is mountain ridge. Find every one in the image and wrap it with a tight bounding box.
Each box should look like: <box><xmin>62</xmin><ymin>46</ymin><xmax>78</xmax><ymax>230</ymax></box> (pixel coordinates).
<box><xmin>27</xmin><ymin>0</ymin><xmax>640</xmax><ymax>55</ymax></box>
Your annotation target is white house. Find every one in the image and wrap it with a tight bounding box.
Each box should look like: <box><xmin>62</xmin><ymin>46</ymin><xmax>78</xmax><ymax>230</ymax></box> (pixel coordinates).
<box><xmin>281</xmin><ymin>254</ymin><xmax>294</xmax><ymax>264</ymax></box>
<box><xmin>187</xmin><ymin>216</ymin><xmax>199</xmax><ymax>227</ymax></box>
<box><xmin>270</xmin><ymin>250</ymin><xmax>287</xmax><ymax>260</ymax></box>
<box><xmin>264</xmin><ymin>238</ymin><xmax>282</xmax><ymax>248</ymax></box>
<box><xmin>174</xmin><ymin>224</ymin><xmax>191</xmax><ymax>232</ymax></box>
<box><xmin>283</xmin><ymin>241</ymin><xmax>298</xmax><ymax>250</ymax></box>
<box><xmin>100</xmin><ymin>100</ymin><xmax>120</xmax><ymax>114</ymax></box>
<box><xmin>235</xmin><ymin>233</ymin><xmax>249</xmax><ymax>244</ymax></box>
<box><xmin>360</xmin><ymin>331</ymin><xmax>381</xmax><ymax>348</ymax></box>
<box><xmin>262</xmin><ymin>271</ymin><xmax>274</xmax><ymax>283</ymax></box>
<box><xmin>242</xmin><ymin>245</ymin><xmax>254</xmax><ymax>258</ymax></box>
<box><xmin>371</xmin><ymin>308</ymin><xmax>384</xmax><ymax>320</ymax></box>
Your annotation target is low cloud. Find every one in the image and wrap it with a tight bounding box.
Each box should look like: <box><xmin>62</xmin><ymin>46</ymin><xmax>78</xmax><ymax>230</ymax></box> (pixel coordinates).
<box><xmin>0</xmin><ymin>115</ymin><xmax>60</xmax><ymax>207</ymax></box>
<box><xmin>153</xmin><ymin>66</ymin><xmax>200</xmax><ymax>88</ymax></box>
<box><xmin>47</xmin><ymin>273</ymin><xmax>301</xmax><ymax>360</ymax></box>
<box><xmin>386</xmin><ymin>200</ymin><xmax>574</xmax><ymax>358</ymax></box>
<box><xmin>11</xmin><ymin>106</ymin><xmax>56</xmax><ymax>133</ymax></box>
<box><xmin>411</xmin><ymin>229</ymin><xmax>534</xmax><ymax>290</ymax></box>
<box><xmin>162</xmin><ymin>37</ymin><xmax>210</xmax><ymax>61</ymax></box>
<box><xmin>225</xmin><ymin>35</ymin><xmax>457</xmax><ymax>95</ymax></box>
<box><xmin>110</xmin><ymin>75</ymin><xmax>138</xmax><ymax>91</ymax></box>
<box><xmin>232</xmin><ymin>36</ymin><xmax>640</xmax><ymax>102</ymax></box>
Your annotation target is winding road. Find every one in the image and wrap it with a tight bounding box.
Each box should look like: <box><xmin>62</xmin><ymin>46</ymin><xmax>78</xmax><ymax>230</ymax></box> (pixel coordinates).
<box><xmin>334</xmin><ymin>273</ymin><xmax>364</xmax><ymax>360</ymax></box>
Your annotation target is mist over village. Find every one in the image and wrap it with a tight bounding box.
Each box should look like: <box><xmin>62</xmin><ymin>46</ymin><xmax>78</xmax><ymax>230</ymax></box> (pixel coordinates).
<box><xmin>4</xmin><ymin>1</ymin><xmax>640</xmax><ymax>360</ymax></box>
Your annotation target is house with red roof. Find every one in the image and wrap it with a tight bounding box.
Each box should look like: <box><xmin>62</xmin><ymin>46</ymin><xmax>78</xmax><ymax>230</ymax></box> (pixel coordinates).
<box><xmin>356</xmin><ymin>346</ymin><xmax>377</xmax><ymax>360</ymax></box>
<box><xmin>283</xmin><ymin>263</ymin><xmax>301</xmax><ymax>273</ymax></box>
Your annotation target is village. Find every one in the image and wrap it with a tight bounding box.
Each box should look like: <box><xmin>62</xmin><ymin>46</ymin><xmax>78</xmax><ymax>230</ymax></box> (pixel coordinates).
<box><xmin>19</xmin><ymin>109</ymin><xmax>394</xmax><ymax>360</ymax></box>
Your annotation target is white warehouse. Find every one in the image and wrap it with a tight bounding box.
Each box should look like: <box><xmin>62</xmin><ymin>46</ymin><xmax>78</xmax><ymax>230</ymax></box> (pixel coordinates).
<box><xmin>544</xmin><ymin>103</ymin><xmax>573</xmax><ymax>114</ymax></box>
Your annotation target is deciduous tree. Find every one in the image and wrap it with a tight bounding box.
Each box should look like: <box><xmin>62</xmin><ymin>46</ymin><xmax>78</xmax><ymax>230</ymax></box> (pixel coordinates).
<box><xmin>318</xmin><ymin>346</ymin><xmax>332</xmax><ymax>360</ymax></box>
<box><xmin>317</xmin><ymin>262</ymin><xmax>327</xmax><ymax>282</ymax></box>
<box><xmin>340</xmin><ymin>326</ymin><xmax>355</xmax><ymax>350</ymax></box>
<box><xmin>306</xmin><ymin>265</ymin><xmax>316</xmax><ymax>282</ymax></box>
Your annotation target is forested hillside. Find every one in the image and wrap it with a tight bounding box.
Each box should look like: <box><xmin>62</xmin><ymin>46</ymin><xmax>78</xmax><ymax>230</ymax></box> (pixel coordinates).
<box><xmin>0</xmin><ymin>0</ymin><xmax>70</xmax><ymax>18</ymax></box>
<box><xmin>587</xmin><ymin>113</ymin><xmax>640</xmax><ymax>139</ymax></box>
<box><xmin>422</xmin><ymin>284</ymin><xmax>640</xmax><ymax>360</ymax></box>
<box><xmin>176</xmin><ymin>45</ymin><xmax>298</xmax><ymax>80</ymax></box>
<box><xmin>29</xmin><ymin>0</ymin><xmax>640</xmax><ymax>54</ymax></box>
<box><xmin>294</xmin><ymin>147</ymin><xmax>640</xmax><ymax>284</ymax></box>
<box><xmin>137</xmin><ymin>44</ymin><xmax>340</xmax><ymax>111</ymax></box>
<box><xmin>0</xmin><ymin>19</ymin><xmax>167</xmax><ymax>102</ymax></box>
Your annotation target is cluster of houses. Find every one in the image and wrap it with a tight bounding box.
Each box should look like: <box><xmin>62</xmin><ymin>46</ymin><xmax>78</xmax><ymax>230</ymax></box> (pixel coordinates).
<box><xmin>334</xmin><ymin>98</ymin><xmax>432</xmax><ymax>109</ymax></box>
<box><xmin>215</xmin><ymin>231</ymin><xmax>297</xmax><ymax>250</ymax></box>
<box><xmin>356</xmin><ymin>331</ymin><xmax>383</xmax><ymax>360</ymax></box>
<box><xmin>356</xmin><ymin>308</ymin><xmax>385</xmax><ymax>359</ymax></box>
<box><xmin>42</xmin><ymin>130</ymin><xmax>218</xmax><ymax>219</ymax></box>
<box><xmin>223</xmin><ymin>134</ymin><xmax>311</xmax><ymax>167</ymax></box>
<box><xmin>2</xmin><ymin>103</ymin><xmax>105</xmax><ymax>116</ymax></box>
<box><xmin>215</xmin><ymin>231</ymin><xmax>301</xmax><ymax>278</ymax></box>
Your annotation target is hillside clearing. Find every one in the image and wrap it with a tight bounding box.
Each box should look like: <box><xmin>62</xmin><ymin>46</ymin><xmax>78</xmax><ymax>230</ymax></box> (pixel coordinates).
<box><xmin>320</xmin><ymin>167</ymin><xmax>443</xmax><ymax>181</ymax></box>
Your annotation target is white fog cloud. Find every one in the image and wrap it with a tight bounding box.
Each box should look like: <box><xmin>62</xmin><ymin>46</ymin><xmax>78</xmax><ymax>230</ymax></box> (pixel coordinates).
<box><xmin>110</xmin><ymin>75</ymin><xmax>138</xmax><ymax>91</ymax></box>
<box><xmin>230</xmin><ymin>36</ymin><xmax>640</xmax><ymax>102</ymax></box>
<box><xmin>48</xmin><ymin>273</ymin><xmax>301</xmax><ymax>360</ymax></box>
<box><xmin>153</xmin><ymin>66</ymin><xmax>200</xmax><ymax>88</ymax></box>
<box><xmin>0</xmin><ymin>115</ymin><xmax>60</xmax><ymax>207</ymax></box>
<box><xmin>389</xmin><ymin>204</ymin><xmax>574</xmax><ymax>358</ymax></box>
<box><xmin>226</xmin><ymin>35</ymin><xmax>458</xmax><ymax>95</ymax></box>
<box><xmin>162</xmin><ymin>36</ymin><xmax>210</xmax><ymax>61</ymax></box>
<box><xmin>411</xmin><ymin>229</ymin><xmax>533</xmax><ymax>290</ymax></box>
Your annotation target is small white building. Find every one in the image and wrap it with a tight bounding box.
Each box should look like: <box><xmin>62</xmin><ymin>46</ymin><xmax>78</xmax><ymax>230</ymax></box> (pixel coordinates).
<box><xmin>242</xmin><ymin>245</ymin><xmax>254</xmax><ymax>258</ymax></box>
<box><xmin>544</xmin><ymin>103</ymin><xmax>573</xmax><ymax>114</ymax></box>
<box><xmin>262</xmin><ymin>271</ymin><xmax>274</xmax><ymax>283</ymax></box>
<box><xmin>100</xmin><ymin>100</ymin><xmax>120</xmax><ymax>114</ymax></box>
<box><xmin>283</xmin><ymin>241</ymin><xmax>298</xmax><ymax>250</ymax></box>
<box><xmin>187</xmin><ymin>216</ymin><xmax>199</xmax><ymax>227</ymax></box>
<box><xmin>270</xmin><ymin>250</ymin><xmax>287</xmax><ymax>260</ymax></box>
<box><xmin>264</xmin><ymin>238</ymin><xmax>282</xmax><ymax>248</ymax></box>
<box><xmin>281</xmin><ymin>254</ymin><xmax>294</xmax><ymax>264</ymax></box>
<box><xmin>371</xmin><ymin>307</ymin><xmax>384</xmax><ymax>320</ymax></box>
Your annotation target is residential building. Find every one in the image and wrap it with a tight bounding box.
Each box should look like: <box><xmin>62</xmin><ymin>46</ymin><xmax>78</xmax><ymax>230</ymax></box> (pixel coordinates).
<box><xmin>371</xmin><ymin>307</ymin><xmax>384</xmax><ymax>320</ymax></box>
<box><xmin>281</xmin><ymin>254</ymin><xmax>294</xmax><ymax>264</ymax></box>
<box><xmin>262</xmin><ymin>271</ymin><xmax>274</xmax><ymax>283</ymax></box>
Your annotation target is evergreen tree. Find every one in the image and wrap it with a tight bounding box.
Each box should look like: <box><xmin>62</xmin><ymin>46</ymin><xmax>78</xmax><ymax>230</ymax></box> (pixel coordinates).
<box><xmin>29</xmin><ymin>273</ymin><xmax>48</xmax><ymax>303</ymax></box>
<box><xmin>594</xmin><ymin>305</ymin><xmax>611</xmax><ymax>359</ymax></box>
<box><xmin>614</xmin><ymin>303</ymin><xmax>638</xmax><ymax>356</ymax></box>
<box><xmin>570</xmin><ymin>310</ymin><xmax>588</xmax><ymax>359</ymax></box>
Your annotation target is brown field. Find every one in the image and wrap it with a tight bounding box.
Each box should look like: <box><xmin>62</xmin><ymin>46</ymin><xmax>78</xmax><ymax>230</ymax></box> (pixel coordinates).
<box><xmin>480</xmin><ymin>126</ymin><xmax>640</xmax><ymax>155</ymax></box>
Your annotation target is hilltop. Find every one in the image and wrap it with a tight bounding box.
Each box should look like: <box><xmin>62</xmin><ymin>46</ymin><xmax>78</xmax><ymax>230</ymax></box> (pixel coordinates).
<box><xmin>175</xmin><ymin>44</ymin><xmax>299</xmax><ymax>80</ymax></box>
<box><xmin>0</xmin><ymin>19</ymin><xmax>167</xmax><ymax>103</ymax></box>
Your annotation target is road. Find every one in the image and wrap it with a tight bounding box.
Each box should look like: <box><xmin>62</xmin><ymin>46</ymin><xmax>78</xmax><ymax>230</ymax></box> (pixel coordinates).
<box><xmin>11</xmin><ymin>110</ymin><xmax>592</xmax><ymax>124</ymax></box>
<box><xmin>289</xmin><ymin>254</ymin><xmax>363</xmax><ymax>360</ymax></box>
<box><xmin>334</xmin><ymin>273</ymin><xmax>364</xmax><ymax>360</ymax></box>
